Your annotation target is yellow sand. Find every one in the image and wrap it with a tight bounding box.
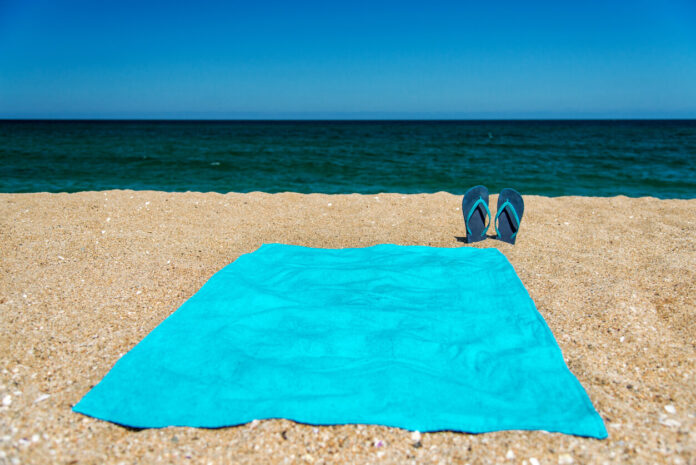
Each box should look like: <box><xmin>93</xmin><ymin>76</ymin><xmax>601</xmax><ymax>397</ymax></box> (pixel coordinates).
<box><xmin>1</xmin><ymin>191</ymin><xmax>694</xmax><ymax>464</ymax></box>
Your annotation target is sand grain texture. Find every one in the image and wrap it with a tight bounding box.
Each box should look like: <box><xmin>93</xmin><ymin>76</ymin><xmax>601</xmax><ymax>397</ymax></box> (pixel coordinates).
<box><xmin>1</xmin><ymin>191</ymin><xmax>694</xmax><ymax>464</ymax></box>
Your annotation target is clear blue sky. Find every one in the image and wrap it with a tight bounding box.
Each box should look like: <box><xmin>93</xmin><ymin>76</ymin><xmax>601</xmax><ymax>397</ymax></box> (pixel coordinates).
<box><xmin>1</xmin><ymin>0</ymin><xmax>695</xmax><ymax>119</ymax></box>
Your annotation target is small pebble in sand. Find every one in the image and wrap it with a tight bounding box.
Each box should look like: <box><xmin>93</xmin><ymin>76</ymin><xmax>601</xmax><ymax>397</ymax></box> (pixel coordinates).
<box><xmin>327</xmin><ymin>203</ymin><xmax>332</xmax><ymax>206</ymax></box>
<box><xmin>374</xmin><ymin>439</ymin><xmax>384</xmax><ymax>447</ymax></box>
<box><xmin>660</xmin><ymin>418</ymin><xmax>681</xmax><ymax>428</ymax></box>
<box><xmin>31</xmin><ymin>434</ymin><xmax>40</xmax><ymax>443</ymax></box>
<box><xmin>664</xmin><ymin>404</ymin><xmax>676</xmax><ymax>414</ymax></box>
<box><xmin>558</xmin><ymin>453</ymin><xmax>574</xmax><ymax>464</ymax></box>
<box><xmin>2</xmin><ymin>395</ymin><xmax>11</xmax><ymax>406</ymax></box>
<box><xmin>34</xmin><ymin>394</ymin><xmax>50</xmax><ymax>404</ymax></box>
<box><xmin>506</xmin><ymin>449</ymin><xmax>515</xmax><ymax>459</ymax></box>
<box><xmin>106</xmin><ymin>217</ymin><xmax>111</xmax><ymax>222</ymax></box>
<box><xmin>58</xmin><ymin>256</ymin><xmax>64</xmax><ymax>260</ymax></box>
<box><xmin>411</xmin><ymin>431</ymin><xmax>422</xmax><ymax>448</ymax></box>
<box><xmin>530</xmin><ymin>458</ymin><xmax>540</xmax><ymax>465</ymax></box>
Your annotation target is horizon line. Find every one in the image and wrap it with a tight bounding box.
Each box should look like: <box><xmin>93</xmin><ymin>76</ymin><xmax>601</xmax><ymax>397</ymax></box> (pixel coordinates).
<box><xmin>2</xmin><ymin>117</ymin><xmax>696</xmax><ymax>122</ymax></box>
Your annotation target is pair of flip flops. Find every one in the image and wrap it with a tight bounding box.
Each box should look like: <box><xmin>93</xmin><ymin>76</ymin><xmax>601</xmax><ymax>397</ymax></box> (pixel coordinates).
<box><xmin>462</xmin><ymin>186</ymin><xmax>524</xmax><ymax>244</ymax></box>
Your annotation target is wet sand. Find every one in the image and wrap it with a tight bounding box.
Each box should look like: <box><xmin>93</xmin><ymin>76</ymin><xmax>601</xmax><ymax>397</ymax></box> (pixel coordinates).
<box><xmin>1</xmin><ymin>191</ymin><xmax>694</xmax><ymax>464</ymax></box>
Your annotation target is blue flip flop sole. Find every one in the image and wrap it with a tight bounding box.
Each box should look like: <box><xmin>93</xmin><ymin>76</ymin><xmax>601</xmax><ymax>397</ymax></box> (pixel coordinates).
<box><xmin>462</xmin><ymin>185</ymin><xmax>490</xmax><ymax>243</ymax></box>
<box><xmin>495</xmin><ymin>188</ymin><xmax>524</xmax><ymax>244</ymax></box>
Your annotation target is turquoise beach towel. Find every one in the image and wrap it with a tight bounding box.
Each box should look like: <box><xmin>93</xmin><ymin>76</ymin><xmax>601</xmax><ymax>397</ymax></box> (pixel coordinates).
<box><xmin>74</xmin><ymin>244</ymin><xmax>607</xmax><ymax>438</ymax></box>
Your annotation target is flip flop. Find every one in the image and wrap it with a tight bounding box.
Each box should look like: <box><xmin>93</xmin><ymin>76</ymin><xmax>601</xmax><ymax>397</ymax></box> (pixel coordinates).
<box><xmin>495</xmin><ymin>188</ymin><xmax>524</xmax><ymax>244</ymax></box>
<box><xmin>462</xmin><ymin>185</ymin><xmax>491</xmax><ymax>243</ymax></box>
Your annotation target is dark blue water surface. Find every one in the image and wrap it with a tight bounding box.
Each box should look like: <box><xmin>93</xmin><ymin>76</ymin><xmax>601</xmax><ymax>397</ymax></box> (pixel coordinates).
<box><xmin>1</xmin><ymin>120</ymin><xmax>694</xmax><ymax>198</ymax></box>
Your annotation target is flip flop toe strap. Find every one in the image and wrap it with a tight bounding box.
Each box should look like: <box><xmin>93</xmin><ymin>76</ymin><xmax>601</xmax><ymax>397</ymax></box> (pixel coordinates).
<box><xmin>495</xmin><ymin>200</ymin><xmax>520</xmax><ymax>239</ymax></box>
<box><xmin>466</xmin><ymin>197</ymin><xmax>491</xmax><ymax>237</ymax></box>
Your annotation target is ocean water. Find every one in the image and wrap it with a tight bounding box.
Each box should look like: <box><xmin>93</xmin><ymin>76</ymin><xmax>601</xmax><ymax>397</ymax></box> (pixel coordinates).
<box><xmin>1</xmin><ymin>120</ymin><xmax>694</xmax><ymax>198</ymax></box>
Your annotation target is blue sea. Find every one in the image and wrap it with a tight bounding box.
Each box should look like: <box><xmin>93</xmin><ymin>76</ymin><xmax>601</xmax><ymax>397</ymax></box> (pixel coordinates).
<box><xmin>1</xmin><ymin>120</ymin><xmax>694</xmax><ymax>198</ymax></box>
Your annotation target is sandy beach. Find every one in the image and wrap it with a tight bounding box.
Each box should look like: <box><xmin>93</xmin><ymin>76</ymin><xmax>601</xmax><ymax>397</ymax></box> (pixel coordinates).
<box><xmin>1</xmin><ymin>191</ymin><xmax>694</xmax><ymax>465</ymax></box>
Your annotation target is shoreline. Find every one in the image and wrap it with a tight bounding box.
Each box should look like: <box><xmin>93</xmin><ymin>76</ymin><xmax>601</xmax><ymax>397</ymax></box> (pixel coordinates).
<box><xmin>3</xmin><ymin>188</ymin><xmax>693</xmax><ymax>199</ymax></box>
<box><xmin>1</xmin><ymin>191</ymin><xmax>694</xmax><ymax>464</ymax></box>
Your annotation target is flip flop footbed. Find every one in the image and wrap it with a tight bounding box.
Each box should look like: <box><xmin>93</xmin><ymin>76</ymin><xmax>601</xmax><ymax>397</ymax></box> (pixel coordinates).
<box><xmin>495</xmin><ymin>188</ymin><xmax>524</xmax><ymax>244</ymax></box>
<box><xmin>462</xmin><ymin>186</ymin><xmax>490</xmax><ymax>243</ymax></box>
